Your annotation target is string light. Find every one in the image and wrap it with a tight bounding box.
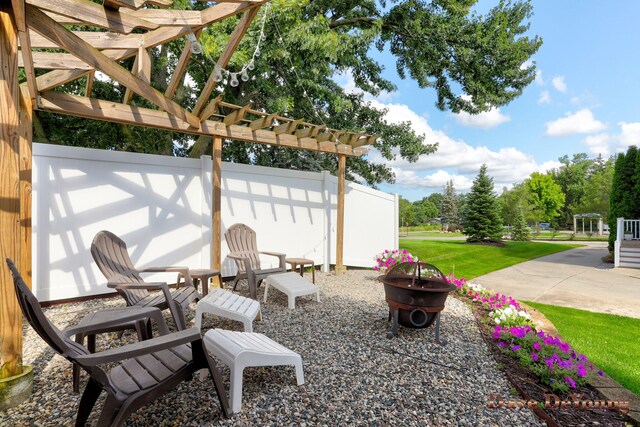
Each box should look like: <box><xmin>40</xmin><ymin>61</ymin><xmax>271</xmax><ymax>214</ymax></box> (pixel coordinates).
<box><xmin>186</xmin><ymin>3</ymin><xmax>271</xmax><ymax>87</ymax></box>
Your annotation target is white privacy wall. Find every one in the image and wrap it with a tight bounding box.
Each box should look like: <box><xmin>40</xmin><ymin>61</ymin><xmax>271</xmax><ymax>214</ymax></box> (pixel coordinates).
<box><xmin>32</xmin><ymin>143</ymin><xmax>398</xmax><ymax>301</ymax></box>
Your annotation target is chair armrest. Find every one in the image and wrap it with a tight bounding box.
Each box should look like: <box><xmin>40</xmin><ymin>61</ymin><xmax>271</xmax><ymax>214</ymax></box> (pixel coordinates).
<box><xmin>140</xmin><ymin>266</ymin><xmax>189</xmax><ymax>273</ymax></box>
<box><xmin>260</xmin><ymin>251</ymin><xmax>286</xmax><ymax>258</ymax></box>
<box><xmin>107</xmin><ymin>281</ymin><xmax>169</xmax><ymax>291</ymax></box>
<box><xmin>63</xmin><ymin>307</ymin><xmax>170</xmax><ymax>338</ymax></box>
<box><xmin>107</xmin><ymin>282</ymin><xmax>186</xmax><ymax>330</ymax></box>
<box><xmin>227</xmin><ymin>253</ymin><xmax>254</xmax><ymax>274</ymax></box>
<box><xmin>75</xmin><ymin>327</ymin><xmax>202</xmax><ymax>366</ymax></box>
<box><xmin>140</xmin><ymin>266</ymin><xmax>193</xmax><ymax>288</ymax></box>
<box><xmin>259</xmin><ymin>251</ymin><xmax>286</xmax><ymax>269</ymax></box>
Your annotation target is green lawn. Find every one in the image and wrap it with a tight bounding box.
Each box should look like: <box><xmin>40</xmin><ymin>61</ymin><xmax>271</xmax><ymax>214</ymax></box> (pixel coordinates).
<box><xmin>399</xmin><ymin>239</ymin><xmax>581</xmax><ymax>279</ymax></box>
<box><xmin>524</xmin><ymin>302</ymin><xmax>640</xmax><ymax>397</ymax></box>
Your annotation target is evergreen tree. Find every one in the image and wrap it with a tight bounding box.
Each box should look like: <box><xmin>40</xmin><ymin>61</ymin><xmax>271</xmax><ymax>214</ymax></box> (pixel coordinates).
<box><xmin>609</xmin><ymin>152</ymin><xmax>625</xmax><ymax>251</ymax></box>
<box><xmin>463</xmin><ymin>165</ymin><xmax>503</xmax><ymax>242</ymax></box>
<box><xmin>440</xmin><ymin>180</ymin><xmax>458</xmax><ymax>231</ymax></box>
<box><xmin>609</xmin><ymin>147</ymin><xmax>637</xmax><ymax>251</ymax></box>
<box><xmin>511</xmin><ymin>206</ymin><xmax>530</xmax><ymax>241</ymax></box>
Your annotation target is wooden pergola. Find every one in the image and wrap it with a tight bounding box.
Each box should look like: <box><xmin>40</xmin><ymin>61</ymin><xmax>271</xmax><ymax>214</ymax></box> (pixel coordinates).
<box><xmin>0</xmin><ymin>0</ymin><xmax>377</xmax><ymax>391</ymax></box>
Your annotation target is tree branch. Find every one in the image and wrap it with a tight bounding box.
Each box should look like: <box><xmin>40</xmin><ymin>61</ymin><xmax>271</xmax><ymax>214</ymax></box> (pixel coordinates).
<box><xmin>329</xmin><ymin>16</ymin><xmax>377</xmax><ymax>28</ymax></box>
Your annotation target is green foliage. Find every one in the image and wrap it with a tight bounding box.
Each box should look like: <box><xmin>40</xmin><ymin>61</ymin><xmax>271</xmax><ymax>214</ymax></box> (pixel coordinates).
<box><xmin>398</xmin><ymin>196</ymin><xmax>415</xmax><ymax>226</ymax></box>
<box><xmin>463</xmin><ymin>165</ymin><xmax>503</xmax><ymax>242</ymax></box>
<box><xmin>440</xmin><ymin>180</ymin><xmax>459</xmax><ymax>230</ymax></box>
<box><xmin>526</xmin><ymin>172</ymin><xmax>565</xmax><ymax>223</ymax></box>
<box><xmin>511</xmin><ymin>206</ymin><xmax>530</xmax><ymax>241</ymax></box>
<box><xmin>551</xmin><ymin>154</ymin><xmax>592</xmax><ymax>228</ymax></box>
<box><xmin>500</xmin><ymin>182</ymin><xmax>534</xmax><ymax>226</ymax></box>
<box><xmin>575</xmin><ymin>154</ymin><xmax>614</xmax><ymax>222</ymax></box>
<box><xmin>609</xmin><ymin>147</ymin><xmax>638</xmax><ymax>250</ymax></box>
<box><xmin>413</xmin><ymin>199</ymin><xmax>439</xmax><ymax>224</ymax></box>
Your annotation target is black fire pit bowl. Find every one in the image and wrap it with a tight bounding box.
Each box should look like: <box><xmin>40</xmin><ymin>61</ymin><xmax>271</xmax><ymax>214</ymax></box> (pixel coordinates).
<box><xmin>379</xmin><ymin>261</ymin><xmax>456</xmax><ymax>343</ymax></box>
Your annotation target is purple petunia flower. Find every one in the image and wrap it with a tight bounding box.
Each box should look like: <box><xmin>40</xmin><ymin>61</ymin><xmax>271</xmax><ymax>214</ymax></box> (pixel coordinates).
<box><xmin>531</xmin><ymin>353</ymin><xmax>539</xmax><ymax>362</ymax></box>
<box><xmin>598</xmin><ymin>370</ymin><xmax>604</xmax><ymax>377</ymax></box>
<box><xmin>577</xmin><ymin>364</ymin><xmax>587</xmax><ymax>378</ymax></box>
<box><xmin>533</xmin><ymin>342</ymin><xmax>541</xmax><ymax>351</ymax></box>
<box><xmin>564</xmin><ymin>377</ymin><xmax>576</xmax><ymax>389</ymax></box>
<box><xmin>498</xmin><ymin>341</ymin><xmax>507</xmax><ymax>348</ymax></box>
<box><xmin>511</xmin><ymin>345</ymin><xmax>520</xmax><ymax>351</ymax></box>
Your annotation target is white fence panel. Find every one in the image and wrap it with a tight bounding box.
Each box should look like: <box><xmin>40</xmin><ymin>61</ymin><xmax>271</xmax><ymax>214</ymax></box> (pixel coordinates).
<box><xmin>31</xmin><ymin>143</ymin><xmax>397</xmax><ymax>301</ymax></box>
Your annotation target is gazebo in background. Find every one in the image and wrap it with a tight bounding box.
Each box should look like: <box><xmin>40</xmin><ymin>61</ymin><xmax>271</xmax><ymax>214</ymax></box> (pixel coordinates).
<box><xmin>573</xmin><ymin>213</ymin><xmax>604</xmax><ymax>236</ymax></box>
<box><xmin>0</xmin><ymin>0</ymin><xmax>378</xmax><ymax>408</ymax></box>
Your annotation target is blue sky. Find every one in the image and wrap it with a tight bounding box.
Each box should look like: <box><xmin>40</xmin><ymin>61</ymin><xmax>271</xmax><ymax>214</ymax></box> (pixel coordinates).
<box><xmin>341</xmin><ymin>1</ymin><xmax>640</xmax><ymax>201</ymax></box>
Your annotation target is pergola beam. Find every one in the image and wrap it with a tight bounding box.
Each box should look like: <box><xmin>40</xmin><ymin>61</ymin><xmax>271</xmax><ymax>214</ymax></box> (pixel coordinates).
<box><xmin>26</xmin><ymin>4</ymin><xmax>201</xmax><ymax>128</ymax></box>
<box><xmin>27</xmin><ymin>0</ymin><xmax>160</xmax><ymax>33</ymax></box>
<box><xmin>36</xmin><ymin>91</ymin><xmax>370</xmax><ymax>156</ymax></box>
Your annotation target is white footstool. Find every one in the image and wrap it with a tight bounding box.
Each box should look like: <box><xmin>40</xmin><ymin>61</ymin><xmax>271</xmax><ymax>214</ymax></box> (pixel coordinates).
<box><xmin>263</xmin><ymin>272</ymin><xmax>320</xmax><ymax>309</ymax></box>
<box><xmin>203</xmin><ymin>329</ymin><xmax>304</xmax><ymax>413</ymax></box>
<box><xmin>195</xmin><ymin>288</ymin><xmax>261</xmax><ymax>332</ymax></box>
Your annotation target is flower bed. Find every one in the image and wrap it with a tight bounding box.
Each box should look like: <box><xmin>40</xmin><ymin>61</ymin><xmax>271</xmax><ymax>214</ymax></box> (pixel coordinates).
<box><xmin>446</xmin><ymin>274</ymin><xmax>628</xmax><ymax>426</ymax></box>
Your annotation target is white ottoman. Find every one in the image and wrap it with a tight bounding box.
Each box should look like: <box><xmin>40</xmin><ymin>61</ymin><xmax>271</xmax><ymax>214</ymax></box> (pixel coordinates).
<box><xmin>263</xmin><ymin>272</ymin><xmax>320</xmax><ymax>309</ymax></box>
<box><xmin>195</xmin><ymin>288</ymin><xmax>261</xmax><ymax>332</ymax></box>
<box><xmin>203</xmin><ymin>329</ymin><xmax>304</xmax><ymax>413</ymax></box>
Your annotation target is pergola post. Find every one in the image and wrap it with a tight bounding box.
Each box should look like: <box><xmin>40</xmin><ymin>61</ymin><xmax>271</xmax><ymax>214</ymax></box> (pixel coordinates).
<box><xmin>335</xmin><ymin>154</ymin><xmax>347</xmax><ymax>275</ymax></box>
<box><xmin>1</xmin><ymin>5</ymin><xmax>34</xmax><ymax>409</ymax></box>
<box><xmin>0</xmin><ymin>5</ymin><xmax>23</xmax><ymax>380</ymax></box>
<box><xmin>212</xmin><ymin>136</ymin><xmax>222</xmax><ymax>285</ymax></box>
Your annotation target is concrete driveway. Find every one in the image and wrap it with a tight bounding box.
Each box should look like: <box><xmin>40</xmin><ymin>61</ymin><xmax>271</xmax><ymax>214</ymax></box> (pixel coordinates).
<box><xmin>474</xmin><ymin>241</ymin><xmax>640</xmax><ymax>318</ymax></box>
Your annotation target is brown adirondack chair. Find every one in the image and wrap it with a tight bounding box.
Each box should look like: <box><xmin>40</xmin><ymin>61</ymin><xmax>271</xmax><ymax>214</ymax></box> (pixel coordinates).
<box><xmin>6</xmin><ymin>258</ymin><xmax>230</xmax><ymax>426</ymax></box>
<box><xmin>91</xmin><ymin>230</ymin><xmax>198</xmax><ymax>330</ymax></box>
<box><xmin>224</xmin><ymin>223</ymin><xmax>286</xmax><ymax>299</ymax></box>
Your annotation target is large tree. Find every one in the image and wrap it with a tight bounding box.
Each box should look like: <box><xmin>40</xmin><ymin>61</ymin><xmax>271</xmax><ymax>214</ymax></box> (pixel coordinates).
<box><xmin>35</xmin><ymin>0</ymin><xmax>542</xmax><ymax>186</ymax></box>
<box><xmin>551</xmin><ymin>154</ymin><xmax>592</xmax><ymax>228</ymax></box>
<box><xmin>526</xmin><ymin>172</ymin><xmax>565</xmax><ymax>225</ymax></box>
<box><xmin>463</xmin><ymin>164</ymin><xmax>503</xmax><ymax>242</ymax></box>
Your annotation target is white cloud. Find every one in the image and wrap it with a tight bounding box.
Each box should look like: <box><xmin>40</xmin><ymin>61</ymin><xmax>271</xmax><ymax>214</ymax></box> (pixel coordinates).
<box><xmin>453</xmin><ymin>107</ymin><xmax>511</xmax><ymax>129</ymax></box>
<box><xmin>545</xmin><ymin>109</ymin><xmax>607</xmax><ymax>137</ymax></box>
<box><xmin>335</xmin><ymin>70</ymin><xmax>398</xmax><ymax>102</ymax></box>
<box><xmin>552</xmin><ymin>76</ymin><xmax>567</xmax><ymax>93</ymax></box>
<box><xmin>367</xmin><ymin>101</ymin><xmax>552</xmax><ymax>191</ymax></box>
<box><xmin>618</xmin><ymin>122</ymin><xmax>640</xmax><ymax>148</ymax></box>
<box><xmin>583</xmin><ymin>133</ymin><xmax>613</xmax><ymax>156</ymax></box>
<box><xmin>535</xmin><ymin>70</ymin><xmax>544</xmax><ymax>86</ymax></box>
<box><xmin>538</xmin><ymin>90</ymin><xmax>551</xmax><ymax>105</ymax></box>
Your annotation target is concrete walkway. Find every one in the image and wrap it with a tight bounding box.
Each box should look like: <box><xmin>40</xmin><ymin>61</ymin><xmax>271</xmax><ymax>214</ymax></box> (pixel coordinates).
<box><xmin>474</xmin><ymin>241</ymin><xmax>640</xmax><ymax>318</ymax></box>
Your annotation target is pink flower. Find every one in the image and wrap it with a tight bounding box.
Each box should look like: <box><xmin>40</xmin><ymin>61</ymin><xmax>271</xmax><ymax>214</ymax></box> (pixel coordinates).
<box><xmin>533</xmin><ymin>342</ymin><xmax>541</xmax><ymax>351</ymax></box>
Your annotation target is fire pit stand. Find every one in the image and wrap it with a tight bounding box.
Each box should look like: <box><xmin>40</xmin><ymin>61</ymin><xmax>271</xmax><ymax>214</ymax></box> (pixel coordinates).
<box><xmin>386</xmin><ymin>301</ymin><xmax>445</xmax><ymax>344</ymax></box>
<box><xmin>379</xmin><ymin>262</ymin><xmax>455</xmax><ymax>344</ymax></box>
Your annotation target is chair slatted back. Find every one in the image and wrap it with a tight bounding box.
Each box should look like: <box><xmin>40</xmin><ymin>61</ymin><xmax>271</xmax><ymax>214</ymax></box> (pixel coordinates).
<box><xmin>91</xmin><ymin>230</ymin><xmax>149</xmax><ymax>305</ymax></box>
<box><xmin>6</xmin><ymin>258</ymin><xmax>91</xmax><ymax>363</ymax></box>
<box><xmin>224</xmin><ymin>224</ymin><xmax>261</xmax><ymax>272</ymax></box>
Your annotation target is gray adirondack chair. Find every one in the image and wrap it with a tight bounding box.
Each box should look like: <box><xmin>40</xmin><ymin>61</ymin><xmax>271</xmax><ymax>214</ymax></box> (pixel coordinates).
<box><xmin>6</xmin><ymin>258</ymin><xmax>230</xmax><ymax>426</ymax></box>
<box><xmin>224</xmin><ymin>223</ymin><xmax>286</xmax><ymax>299</ymax></box>
<box><xmin>91</xmin><ymin>230</ymin><xmax>198</xmax><ymax>330</ymax></box>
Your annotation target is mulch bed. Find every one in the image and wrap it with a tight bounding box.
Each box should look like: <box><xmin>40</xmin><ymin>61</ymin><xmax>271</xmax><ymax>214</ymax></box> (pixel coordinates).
<box><xmin>454</xmin><ymin>294</ymin><xmax>635</xmax><ymax>427</ymax></box>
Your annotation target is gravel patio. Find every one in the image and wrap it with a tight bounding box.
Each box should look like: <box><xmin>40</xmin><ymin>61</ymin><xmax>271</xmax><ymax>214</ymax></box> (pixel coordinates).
<box><xmin>1</xmin><ymin>270</ymin><xmax>542</xmax><ymax>426</ymax></box>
